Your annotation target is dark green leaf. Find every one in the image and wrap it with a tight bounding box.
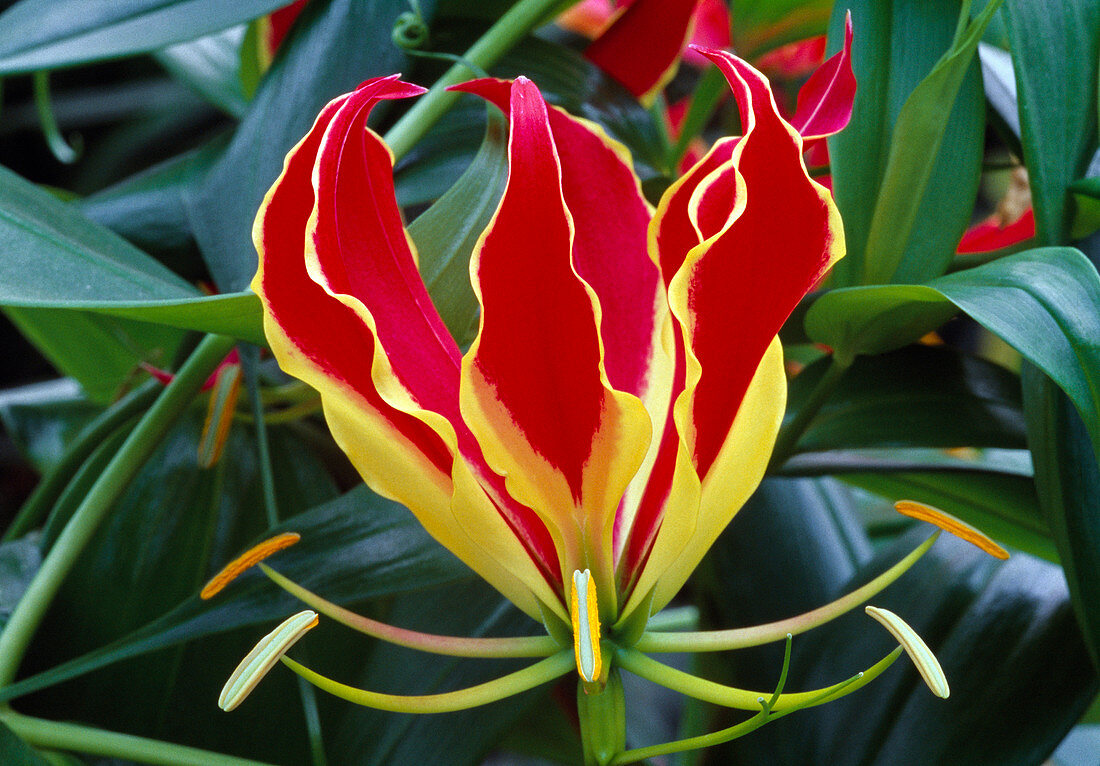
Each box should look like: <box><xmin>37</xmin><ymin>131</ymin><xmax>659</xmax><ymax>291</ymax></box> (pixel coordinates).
<box><xmin>0</xmin><ymin>0</ymin><xmax>293</xmax><ymax>74</ymax></box>
<box><xmin>0</xmin><ymin>380</ymin><xmax>98</xmax><ymax>471</ymax></box>
<box><xmin>0</xmin><ymin>484</ymin><xmax>469</xmax><ymax>705</ymax></box>
<box><xmin>861</xmin><ymin>0</ymin><xmax>999</xmax><ymax>285</ymax></box>
<box><xmin>721</xmin><ymin>533</ymin><xmax>1096</xmax><ymax>765</ymax></box>
<box><xmin>326</xmin><ymin>580</ymin><xmax>545</xmax><ymax>765</ymax></box>
<box><xmin>0</xmin><ymin>722</ymin><xmax>50</xmax><ymax>766</ymax></box>
<box><xmin>407</xmin><ymin>109</ymin><xmax>507</xmax><ymax>346</ymax></box>
<box><xmin>807</xmin><ymin>248</ymin><xmax>1100</xmax><ymax>469</ymax></box>
<box><xmin>154</xmin><ymin>28</ymin><xmax>249</xmax><ymax>118</ymax></box>
<box><xmin>788</xmin><ymin>346</ymin><xmax>1027</xmax><ymax>453</ymax></box>
<box><xmin>1024</xmin><ymin>363</ymin><xmax>1100</xmax><ymax>667</ymax></box>
<box><xmin>826</xmin><ymin>1</ymin><xmax>985</xmax><ymax>286</ymax></box>
<box><xmin>188</xmin><ymin>0</ymin><xmax>418</xmax><ymax>292</ymax></box>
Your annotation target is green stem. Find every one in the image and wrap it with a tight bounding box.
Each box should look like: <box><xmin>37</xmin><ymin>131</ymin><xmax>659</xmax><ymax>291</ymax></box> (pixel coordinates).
<box><xmin>669</xmin><ymin>66</ymin><xmax>727</xmax><ymax>168</ymax></box>
<box><xmin>578</xmin><ymin>669</ymin><xmax>626</xmax><ymax>766</ymax></box>
<box><xmin>768</xmin><ymin>353</ymin><xmax>852</xmax><ymax>470</ymax></box>
<box><xmin>241</xmin><ymin>346</ymin><xmax>279</xmax><ymax>528</ymax></box>
<box><xmin>33</xmin><ymin>71</ymin><xmax>80</xmax><ymax>164</ymax></box>
<box><xmin>614</xmin><ymin>646</ymin><xmax>901</xmax><ymax>711</ymax></box>
<box><xmin>0</xmin><ymin>334</ymin><xmax>236</xmax><ymax>688</ymax></box>
<box><xmin>282</xmin><ymin>650</ymin><xmax>574</xmax><ymax>713</ymax></box>
<box><xmin>0</xmin><ymin>710</ymin><xmax>274</xmax><ymax>766</ymax></box>
<box><xmin>261</xmin><ymin>564</ymin><xmax>559</xmax><ymax>658</ymax></box>
<box><xmin>3</xmin><ymin>380</ymin><xmax>160</xmax><ymax>542</ymax></box>
<box><xmin>634</xmin><ymin>533</ymin><xmax>939</xmax><ymax>653</ymax></box>
<box><xmin>383</xmin><ymin>0</ymin><xmax>581</xmax><ymax>161</ymax></box>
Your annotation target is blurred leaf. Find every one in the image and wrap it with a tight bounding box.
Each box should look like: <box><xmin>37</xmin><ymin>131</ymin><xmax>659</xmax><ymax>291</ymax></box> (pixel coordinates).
<box><xmin>0</xmin><ymin>379</ymin><xmax>97</xmax><ymax>471</ymax></box>
<box><xmin>978</xmin><ymin>42</ymin><xmax>1021</xmax><ymax>148</ymax></box>
<box><xmin>826</xmin><ymin>1</ymin><xmax>985</xmax><ymax>287</ymax></box>
<box><xmin>0</xmin><ymin>537</ymin><xmax>42</xmax><ymax>630</ymax></box>
<box><xmin>788</xmin><ymin>346</ymin><xmax>1027</xmax><ymax>453</ymax></box>
<box><xmin>326</xmin><ymin>580</ymin><xmax>546</xmax><ymax>765</ymax></box>
<box><xmin>721</xmin><ymin>533</ymin><xmax>1096</xmax><ymax>765</ymax></box>
<box><xmin>154</xmin><ymin>27</ymin><xmax>249</xmax><ymax>118</ymax></box>
<box><xmin>0</xmin><ymin>484</ymin><xmax>469</xmax><ymax>705</ymax></box>
<box><xmin>394</xmin><ymin>101</ymin><xmax>486</xmax><ymax>208</ymax></box>
<box><xmin>407</xmin><ymin>109</ymin><xmax>507</xmax><ymax>346</ymax></box>
<box><xmin>0</xmin><ymin>722</ymin><xmax>50</xmax><ymax>766</ymax></box>
<box><xmin>1024</xmin><ymin>363</ymin><xmax>1100</xmax><ymax>666</ymax></box>
<box><xmin>188</xmin><ymin>0</ymin><xmax>419</xmax><ymax>292</ymax></box>
<box><xmin>861</xmin><ymin>0</ymin><xmax>999</xmax><ymax>285</ymax></box>
<box><xmin>0</xmin><ymin>0</ymin><xmax>294</xmax><ymax>74</ymax></box>
<box><xmin>729</xmin><ymin>0</ymin><xmax>832</xmax><ymax>58</ymax></box>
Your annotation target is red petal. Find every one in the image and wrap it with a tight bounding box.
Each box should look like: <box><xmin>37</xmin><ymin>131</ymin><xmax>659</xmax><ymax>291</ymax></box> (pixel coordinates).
<box><xmin>585</xmin><ymin>0</ymin><xmax>700</xmax><ymax>101</ymax></box>
<box><xmin>790</xmin><ymin>12</ymin><xmax>855</xmax><ymax>143</ymax></box>
<box><xmin>957</xmin><ymin>208</ymin><xmax>1035</xmax><ymax>253</ymax></box>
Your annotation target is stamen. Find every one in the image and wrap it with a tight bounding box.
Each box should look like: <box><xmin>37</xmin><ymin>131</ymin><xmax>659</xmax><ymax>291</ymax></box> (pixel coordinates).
<box><xmin>865</xmin><ymin>605</ymin><xmax>949</xmax><ymax>698</ymax></box>
<box><xmin>894</xmin><ymin>500</ymin><xmax>1009</xmax><ymax>559</ymax></box>
<box><xmin>219</xmin><ymin>610</ymin><xmax>318</xmax><ymax>711</ymax></box>
<box><xmin>198</xmin><ymin>361</ymin><xmax>243</xmax><ymax>468</ymax></box>
<box><xmin>200</xmin><ymin>532</ymin><xmax>301</xmax><ymax>599</ymax></box>
<box><xmin>571</xmin><ymin>569</ymin><xmax>602</xmax><ymax>684</ymax></box>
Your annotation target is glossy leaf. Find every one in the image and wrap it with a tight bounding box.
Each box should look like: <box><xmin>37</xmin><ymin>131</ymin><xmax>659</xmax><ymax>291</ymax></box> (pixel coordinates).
<box><xmin>721</xmin><ymin>533</ymin><xmax>1096</xmax><ymax>765</ymax></box>
<box><xmin>407</xmin><ymin>109</ymin><xmax>508</xmax><ymax>346</ymax></box>
<box><xmin>0</xmin><ymin>484</ymin><xmax>470</xmax><ymax>705</ymax></box>
<box><xmin>806</xmin><ymin>249</ymin><xmax>1100</xmax><ymax>467</ymax></box>
<box><xmin>825</xmin><ymin>0</ymin><xmax>985</xmax><ymax>287</ymax></box>
<box><xmin>0</xmin><ymin>0</ymin><xmax>292</xmax><ymax>74</ymax></box>
<box><xmin>860</xmin><ymin>0</ymin><xmax>1000</xmax><ymax>284</ymax></box>
<box><xmin>0</xmin><ymin>163</ymin><xmax>264</xmax><ymax>345</ymax></box>
<box><xmin>788</xmin><ymin>346</ymin><xmax>1027</xmax><ymax>453</ymax></box>
<box><xmin>187</xmin><ymin>0</ymin><xmax>416</xmax><ymax>292</ymax></box>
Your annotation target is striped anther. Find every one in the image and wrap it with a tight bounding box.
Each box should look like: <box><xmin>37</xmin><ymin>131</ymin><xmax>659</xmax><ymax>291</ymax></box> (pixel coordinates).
<box><xmin>219</xmin><ymin>610</ymin><xmax>319</xmax><ymax>711</ymax></box>
<box><xmin>570</xmin><ymin>570</ymin><xmax>602</xmax><ymax>684</ymax></box>
<box><xmin>865</xmin><ymin>605</ymin><xmax>950</xmax><ymax>699</ymax></box>
<box><xmin>894</xmin><ymin>500</ymin><xmax>1009</xmax><ymax>560</ymax></box>
<box><xmin>201</xmin><ymin>532</ymin><xmax>301</xmax><ymax>599</ymax></box>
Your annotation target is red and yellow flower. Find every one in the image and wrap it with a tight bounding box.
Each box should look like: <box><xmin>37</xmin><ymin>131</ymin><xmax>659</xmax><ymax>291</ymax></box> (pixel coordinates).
<box><xmin>251</xmin><ymin>50</ymin><xmax>846</xmax><ymax>642</ymax></box>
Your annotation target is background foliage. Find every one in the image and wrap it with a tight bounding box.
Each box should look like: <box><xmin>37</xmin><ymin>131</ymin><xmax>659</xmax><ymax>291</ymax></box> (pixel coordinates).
<box><xmin>0</xmin><ymin>0</ymin><xmax>1097</xmax><ymax>763</ymax></box>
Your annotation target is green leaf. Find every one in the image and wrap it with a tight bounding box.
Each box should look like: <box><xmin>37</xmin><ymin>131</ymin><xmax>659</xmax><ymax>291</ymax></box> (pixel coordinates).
<box><xmin>0</xmin><ymin>722</ymin><xmax>50</xmax><ymax>766</ymax></box>
<box><xmin>1004</xmin><ymin>0</ymin><xmax>1100</xmax><ymax>245</ymax></box>
<box><xmin>407</xmin><ymin>109</ymin><xmax>507</xmax><ymax>346</ymax></box>
<box><xmin>0</xmin><ymin>484</ymin><xmax>469</xmax><ymax>706</ymax></box>
<box><xmin>826</xmin><ymin>1</ymin><xmax>986</xmax><ymax>287</ymax></box>
<box><xmin>326</xmin><ymin>581</ymin><xmax>544</xmax><ymax>766</ymax></box>
<box><xmin>839</xmin><ymin>464</ymin><xmax>1055</xmax><ymax>562</ymax></box>
<box><xmin>860</xmin><ymin>0</ymin><xmax>1001</xmax><ymax>285</ymax></box>
<box><xmin>726</xmin><ymin>532</ymin><xmax>1096</xmax><ymax>765</ymax></box>
<box><xmin>78</xmin><ymin>136</ymin><xmax>229</xmax><ymax>280</ymax></box>
<box><xmin>0</xmin><ymin>163</ymin><xmax>264</xmax><ymax>345</ymax></box>
<box><xmin>0</xmin><ymin>0</ymin><xmax>293</xmax><ymax>74</ymax></box>
<box><xmin>187</xmin><ymin>0</ymin><xmax>417</xmax><ymax>292</ymax></box>
<box><xmin>3</xmin><ymin>308</ymin><xmax>184</xmax><ymax>404</ymax></box>
<box><xmin>729</xmin><ymin>0</ymin><xmax>833</xmax><ymax>58</ymax></box>
<box><xmin>807</xmin><ymin>248</ymin><xmax>1100</xmax><ymax>467</ymax></box>
<box><xmin>788</xmin><ymin>346</ymin><xmax>1026</xmax><ymax>453</ymax></box>
<box><xmin>154</xmin><ymin>28</ymin><xmax>249</xmax><ymax>118</ymax></box>
<box><xmin>0</xmin><ymin>380</ymin><xmax>99</xmax><ymax>472</ymax></box>
<box><xmin>1024</xmin><ymin>363</ymin><xmax>1100</xmax><ymax>667</ymax></box>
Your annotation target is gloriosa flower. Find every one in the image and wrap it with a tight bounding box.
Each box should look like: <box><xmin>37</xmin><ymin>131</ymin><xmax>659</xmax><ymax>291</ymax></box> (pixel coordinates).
<box><xmin>251</xmin><ymin>49</ymin><xmax>842</xmax><ymax>638</ymax></box>
<box><xmin>210</xmin><ymin>35</ymin><xmax>1002</xmax><ymax>761</ymax></box>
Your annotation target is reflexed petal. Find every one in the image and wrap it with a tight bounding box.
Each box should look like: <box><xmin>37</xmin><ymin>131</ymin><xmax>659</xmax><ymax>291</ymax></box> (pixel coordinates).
<box><xmin>452</xmin><ymin>78</ymin><xmax>674</xmax><ymax>572</ymax></box>
<box><xmin>253</xmin><ymin>76</ymin><xmax>559</xmax><ymax>620</ymax></box>
<box><xmin>789</xmin><ymin>12</ymin><xmax>855</xmax><ymax>143</ymax></box>
<box><xmin>676</xmin><ymin>50</ymin><xmax>844</xmax><ymax>477</ymax></box>
<box><xmin>459</xmin><ymin>77</ymin><xmax>651</xmax><ymax>604</ymax></box>
<box><xmin>585</xmin><ymin>0</ymin><xmax>700</xmax><ymax>104</ymax></box>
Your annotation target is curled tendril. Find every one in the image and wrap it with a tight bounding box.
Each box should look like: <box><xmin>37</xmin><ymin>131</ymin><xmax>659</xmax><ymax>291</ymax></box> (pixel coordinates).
<box><xmin>392</xmin><ymin>11</ymin><xmax>430</xmax><ymax>50</ymax></box>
